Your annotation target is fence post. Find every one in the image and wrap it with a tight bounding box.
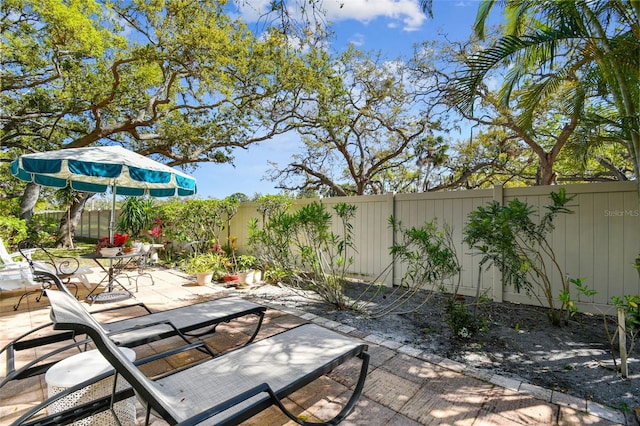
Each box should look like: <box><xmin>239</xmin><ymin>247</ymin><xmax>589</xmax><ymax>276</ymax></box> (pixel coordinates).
<box><xmin>391</xmin><ymin>192</ymin><xmax>397</xmax><ymax>287</ymax></box>
<box><xmin>618</xmin><ymin>307</ymin><xmax>628</xmax><ymax>378</ymax></box>
<box><xmin>492</xmin><ymin>184</ymin><xmax>504</xmax><ymax>302</ymax></box>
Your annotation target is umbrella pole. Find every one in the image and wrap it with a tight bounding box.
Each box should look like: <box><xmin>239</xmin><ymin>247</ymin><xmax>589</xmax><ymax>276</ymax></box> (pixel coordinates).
<box><xmin>107</xmin><ymin>186</ymin><xmax>116</xmax><ymax>292</ymax></box>
<box><xmin>110</xmin><ymin>186</ymin><xmax>116</xmax><ymax>245</ymax></box>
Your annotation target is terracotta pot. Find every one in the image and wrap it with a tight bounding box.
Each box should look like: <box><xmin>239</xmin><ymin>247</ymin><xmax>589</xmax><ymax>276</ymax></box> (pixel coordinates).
<box><xmin>223</xmin><ymin>274</ymin><xmax>239</xmax><ymax>282</ymax></box>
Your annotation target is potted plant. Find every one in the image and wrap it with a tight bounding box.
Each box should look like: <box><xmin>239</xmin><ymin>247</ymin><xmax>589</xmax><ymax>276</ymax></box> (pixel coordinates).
<box><xmin>235</xmin><ymin>255</ymin><xmax>257</xmax><ymax>286</ymax></box>
<box><xmin>96</xmin><ymin>233</ymin><xmax>130</xmax><ymax>256</ymax></box>
<box><xmin>117</xmin><ymin>197</ymin><xmax>155</xmax><ymax>239</ymax></box>
<box><xmin>122</xmin><ymin>238</ymin><xmax>136</xmax><ymax>254</ymax></box>
<box><xmin>221</xmin><ymin>237</ymin><xmax>240</xmax><ymax>284</ymax></box>
<box><xmin>183</xmin><ymin>253</ymin><xmax>224</xmax><ymax>286</ymax></box>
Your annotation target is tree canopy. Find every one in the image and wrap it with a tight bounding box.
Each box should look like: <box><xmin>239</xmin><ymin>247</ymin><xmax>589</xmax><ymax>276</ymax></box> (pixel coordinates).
<box><xmin>452</xmin><ymin>0</ymin><xmax>639</xmax><ymax>196</ymax></box>
<box><xmin>1</xmin><ymin>0</ymin><xmax>330</xmax><ymax>189</ymax></box>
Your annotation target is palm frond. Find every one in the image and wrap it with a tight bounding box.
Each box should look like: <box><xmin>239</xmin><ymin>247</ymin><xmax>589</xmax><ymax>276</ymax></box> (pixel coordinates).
<box><xmin>453</xmin><ymin>25</ymin><xmax>584</xmax><ymax>114</ymax></box>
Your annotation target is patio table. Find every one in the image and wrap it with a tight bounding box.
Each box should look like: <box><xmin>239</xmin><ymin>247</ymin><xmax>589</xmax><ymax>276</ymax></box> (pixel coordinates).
<box><xmin>81</xmin><ymin>251</ymin><xmax>143</xmax><ymax>303</ymax></box>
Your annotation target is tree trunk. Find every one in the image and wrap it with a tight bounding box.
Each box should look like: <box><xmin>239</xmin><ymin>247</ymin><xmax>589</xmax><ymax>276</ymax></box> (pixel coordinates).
<box><xmin>55</xmin><ymin>193</ymin><xmax>92</xmax><ymax>248</ymax></box>
<box><xmin>538</xmin><ymin>157</ymin><xmax>557</xmax><ymax>185</ymax></box>
<box><xmin>19</xmin><ymin>183</ymin><xmax>41</xmax><ymax>222</ymax></box>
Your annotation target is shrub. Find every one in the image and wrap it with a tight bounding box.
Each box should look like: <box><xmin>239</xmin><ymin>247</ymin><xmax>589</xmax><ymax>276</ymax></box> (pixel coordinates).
<box><xmin>249</xmin><ymin>201</ymin><xmax>357</xmax><ymax>309</ymax></box>
<box><xmin>117</xmin><ymin>197</ymin><xmax>155</xmax><ymax>238</ymax></box>
<box><xmin>464</xmin><ymin>188</ymin><xmax>580</xmax><ymax>326</ymax></box>
<box><xmin>0</xmin><ymin>216</ymin><xmax>28</xmax><ymax>247</ymax></box>
<box><xmin>364</xmin><ymin>218</ymin><xmax>461</xmax><ymax>318</ymax></box>
<box><xmin>181</xmin><ymin>253</ymin><xmax>226</xmax><ymax>279</ymax></box>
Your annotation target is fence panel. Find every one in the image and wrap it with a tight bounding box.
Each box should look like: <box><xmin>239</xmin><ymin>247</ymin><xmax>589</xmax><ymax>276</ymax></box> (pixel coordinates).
<box><xmin>500</xmin><ymin>183</ymin><xmax>639</xmax><ymax>312</ymax></box>
<box><xmin>69</xmin><ymin>182</ymin><xmax>639</xmax><ymax>313</ymax></box>
<box><xmin>394</xmin><ymin>189</ymin><xmax>495</xmax><ymax>296</ymax></box>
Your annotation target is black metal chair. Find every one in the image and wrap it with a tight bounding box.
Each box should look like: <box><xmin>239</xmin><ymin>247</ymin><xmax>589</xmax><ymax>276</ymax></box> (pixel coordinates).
<box><xmin>1</xmin><ymin>271</ymin><xmax>267</xmax><ymax>388</ymax></box>
<box><xmin>16</xmin><ymin>288</ymin><xmax>369</xmax><ymax>425</ymax></box>
<box><xmin>17</xmin><ymin>239</ymin><xmax>92</xmax><ymax>290</ymax></box>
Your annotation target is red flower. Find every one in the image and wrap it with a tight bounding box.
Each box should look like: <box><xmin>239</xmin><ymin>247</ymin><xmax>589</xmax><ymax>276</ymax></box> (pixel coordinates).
<box><xmin>97</xmin><ymin>233</ymin><xmax>130</xmax><ymax>248</ymax></box>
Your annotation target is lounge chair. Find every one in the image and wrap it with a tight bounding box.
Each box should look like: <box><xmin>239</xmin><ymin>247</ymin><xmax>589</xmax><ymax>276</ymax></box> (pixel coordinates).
<box><xmin>17</xmin><ymin>239</ymin><xmax>93</xmax><ymax>289</ymax></box>
<box><xmin>17</xmin><ymin>289</ymin><xmax>369</xmax><ymax>425</ymax></box>
<box><xmin>1</xmin><ymin>271</ymin><xmax>266</xmax><ymax>387</ymax></box>
<box><xmin>0</xmin><ymin>238</ymin><xmax>42</xmax><ymax>310</ymax></box>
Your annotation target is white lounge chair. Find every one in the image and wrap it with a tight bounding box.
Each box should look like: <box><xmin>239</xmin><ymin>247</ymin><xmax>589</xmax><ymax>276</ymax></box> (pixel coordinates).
<box><xmin>0</xmin><ymin>238</ymin><xmax>39</xmax><ymax>310</ymax></box>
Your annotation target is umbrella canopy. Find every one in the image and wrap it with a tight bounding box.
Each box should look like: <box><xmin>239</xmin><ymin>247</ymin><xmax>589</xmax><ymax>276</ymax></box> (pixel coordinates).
<box><xmin>11</xmin><ymin>146</ymin><xmax>197</xmax><ymax>245</ymax></box>
<box><xmin>11</xmin><ymin>146</ymin><xmax>197</xmax><ymax>197</ymax></box>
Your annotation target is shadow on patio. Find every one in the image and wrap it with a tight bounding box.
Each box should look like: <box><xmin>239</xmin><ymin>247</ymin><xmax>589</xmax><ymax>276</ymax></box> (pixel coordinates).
<box><xmin>0</xmin><ymin>266</ymin><xmax>632</xmax><ymax>425</ymax></box>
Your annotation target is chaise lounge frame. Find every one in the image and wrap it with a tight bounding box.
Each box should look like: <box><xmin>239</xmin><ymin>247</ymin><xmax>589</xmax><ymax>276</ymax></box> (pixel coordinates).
<box><xmin>16</xmin><ymin>289</ymin><xmax>369</xmax><ymax>425</ymax></box>
<box><xmin>1</xmin><ymin>271</ymin><xmax>266</xmax><ymax>387</ymax></box>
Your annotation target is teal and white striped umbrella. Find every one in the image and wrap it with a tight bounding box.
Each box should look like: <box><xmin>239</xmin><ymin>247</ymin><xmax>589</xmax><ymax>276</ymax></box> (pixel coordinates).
<box><xmin>11</xmin><ymin>146</ymin><xmax>197</xmax><ymax>244</ymax></box>
<box><xmin>11</xmin><ymin>146</ymin><xmax>197</xmax><ymax>197</ymax></box>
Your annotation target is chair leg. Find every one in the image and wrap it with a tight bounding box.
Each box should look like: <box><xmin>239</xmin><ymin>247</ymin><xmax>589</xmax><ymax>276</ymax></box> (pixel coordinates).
<box><xmin>134</xmin><ymin>273</ymin><xmax>154</xmax><ymax>291</ymax></box>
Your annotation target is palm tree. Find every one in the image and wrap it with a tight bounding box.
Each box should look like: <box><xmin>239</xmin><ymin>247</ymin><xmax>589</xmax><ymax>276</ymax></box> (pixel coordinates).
<box><xmin>440</xmin><ymin>0</ymin><xmax>639</xmax><ymax>198</ymax></box>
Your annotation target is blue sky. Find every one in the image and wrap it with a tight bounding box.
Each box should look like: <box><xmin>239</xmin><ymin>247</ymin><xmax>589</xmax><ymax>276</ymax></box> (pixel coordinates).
<box><xmin>192</xmin><ymin>0</ymin><xmax>499</xmax><ymax>199</ymax></box>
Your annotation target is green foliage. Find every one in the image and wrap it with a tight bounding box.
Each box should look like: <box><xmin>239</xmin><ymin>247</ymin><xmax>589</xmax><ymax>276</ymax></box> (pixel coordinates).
<box><xmin>158</xmin><ymin>199</ymin><xmax>237</xmax><ymax>255</ymax></box>
<box><xmin>611</xmin><ymin>296</ymin><xmax>640</xmax><ymax>333</ymax></box>
<box><xmin>361</xmin><ymin>217</ymin><xmax>462</xmax><ymax>319</ymax></box>
<box><xmin>235</xmin><ymin>254</ymin><xmax>258</xmax><ymax>272</ymax></box>
<box><xmin>445</xmin><ymin>300</ymin><xmax>485</xmax><ymax>339</ymax></box>
<box><xmin>390</xmin><ymin>218</ymin><xmax>461</xmax><ymax>290</ymax></box>
<box><xmin>2</xmin><ymin>0</ymin><xmax>335</xmax><ymax>160</ymax></box>
<box><xmin>464</xmin><ymin>188</ymin><xmax>576</xmax><ymax>326</ymax></box>
<box><xmin>117</xmin><ymin>197</ymin><xmax>156</xmax><ymax>239</ymax></box>
<box><xmin>255</xmin><ymin>195</ymin><xmax>293</xmax><ymax>224</ymax></box>
<box><xmin>26</xmin><ymin>215</ymin><xmax>60</xmax><ymax>246</ymax></box>
<box><xmin>0</xmin><ymin>197</ymin><xmax>21</xmax><ymax>218</ymax></box>
<box><xmin>0</xmin><ymin>216</ymin><xmax>28</xmax><ymax>248</ymax></box>
<box><xmin>249</xmin><ymin>200</ymin><xmax>358</xmax><ymax>309</ymax></box>
<box><xmin>559</xmin><ymin>277</ymin><xmax>597</xmax><ymax>324</ymax></box>
<box><xmin>602</xmin><ymin>295</ymin><xmax>640</xmax><ymax>374</ymax></box>
<box><xmin>181</xmin><ymin>253</ymin><xmax>226</xmax><ymax>279</ymax></box>
<box><xmin>3</xmin><ymin>0</ymin><xmax>337</xmax><ymax>235</ymax></box>
<box><xmin>466</xmin><ymin>0</ymin><xmax>640</xmax><ymax>196</ymax></box>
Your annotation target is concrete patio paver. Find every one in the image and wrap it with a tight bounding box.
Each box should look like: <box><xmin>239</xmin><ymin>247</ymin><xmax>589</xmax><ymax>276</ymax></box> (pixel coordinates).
<box><xmin>0</xmin><ymin>266</ymin><xmax>636</xmax><ymax>425</ymax></box>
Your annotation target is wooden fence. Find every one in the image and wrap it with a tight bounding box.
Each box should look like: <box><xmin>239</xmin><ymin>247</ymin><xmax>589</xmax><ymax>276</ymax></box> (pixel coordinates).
<box><xmin>53</xmin><ymin>181</ymin><xmax>639</xmax><ymax>314</ymax></box>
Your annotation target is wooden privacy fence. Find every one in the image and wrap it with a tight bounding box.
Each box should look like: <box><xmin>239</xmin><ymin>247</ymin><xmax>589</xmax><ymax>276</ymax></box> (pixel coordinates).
<box><xmin>56</xmin><ymin>181</ymin><xmax>639</xmax><ymax>314</ymax></box>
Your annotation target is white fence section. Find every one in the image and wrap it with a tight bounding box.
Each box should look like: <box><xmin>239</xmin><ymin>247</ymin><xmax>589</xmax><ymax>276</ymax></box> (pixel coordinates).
<box><xmin>62</xmin><ymin>182</ymin><xmax>639</xmax><ymax>314</ymax></box>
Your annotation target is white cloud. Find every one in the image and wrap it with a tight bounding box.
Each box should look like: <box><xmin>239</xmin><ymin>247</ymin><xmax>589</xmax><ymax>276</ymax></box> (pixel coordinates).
<box><xmin>233</xmin><ymin>0</ymin><xmax>426</xmax><ymax>32</ymax></box>
<box><xmin>349</xmin><ymin>32</ymin><xmax>366</xmax><ymax>46</ymax></box>
<box><xmin>232</xmin><ymin>0</ymin><xmax>272</xmax><ymax>23</ymax></box>
<box><xmin>322</xmin><ymin>0</ymin><xmax>426</xmax><ymax>31</ymax></box>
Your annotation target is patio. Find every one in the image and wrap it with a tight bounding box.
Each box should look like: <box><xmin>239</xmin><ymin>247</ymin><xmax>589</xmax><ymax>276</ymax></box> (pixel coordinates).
<box><xmin>0</xmin><ymin>266</ymin><xmax>633</xmax><ymax>425</ymax></box>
